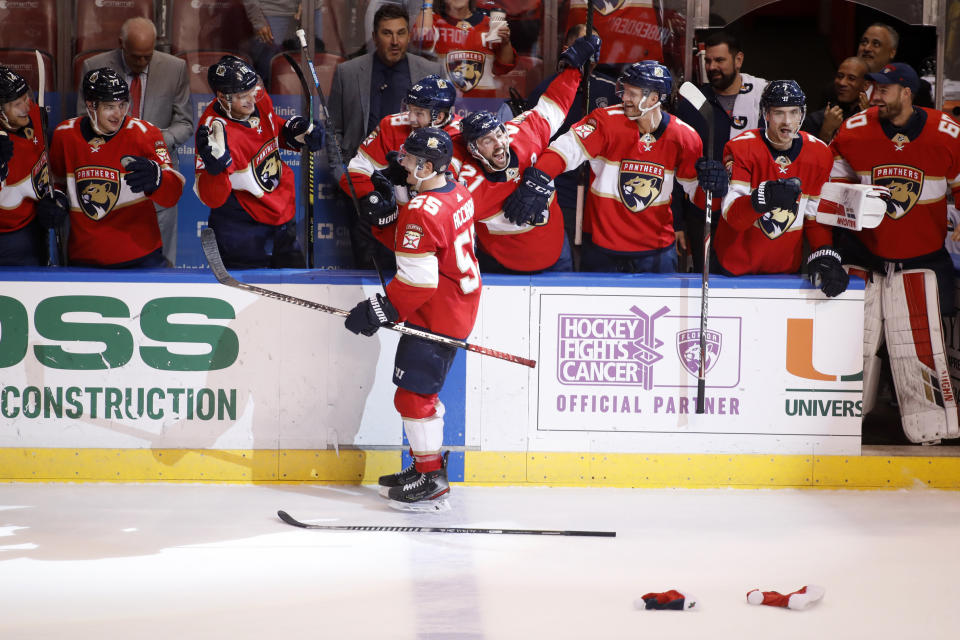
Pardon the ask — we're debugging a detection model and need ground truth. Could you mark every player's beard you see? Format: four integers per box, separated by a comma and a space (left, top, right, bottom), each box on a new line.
876, 97, 903, 121
709, 67, 737, 92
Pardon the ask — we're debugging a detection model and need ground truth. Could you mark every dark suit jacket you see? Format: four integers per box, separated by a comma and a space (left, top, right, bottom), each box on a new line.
328, 51, 442, 168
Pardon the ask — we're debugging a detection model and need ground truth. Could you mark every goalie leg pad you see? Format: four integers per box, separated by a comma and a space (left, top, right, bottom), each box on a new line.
883, 269, 959, 443
850, 266, 884, 416
395, 389, 445, 455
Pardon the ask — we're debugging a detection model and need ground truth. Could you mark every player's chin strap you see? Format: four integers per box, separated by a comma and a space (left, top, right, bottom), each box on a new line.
217, 89, 258, 122
411, 157, 439, 192
628, 100, 661, 122
85, 101, 127, 136
468, 130, 513, 173
761, 108, 806, 144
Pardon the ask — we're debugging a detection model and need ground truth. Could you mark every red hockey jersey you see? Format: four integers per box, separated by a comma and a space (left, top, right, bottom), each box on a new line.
536, 107, 702, 253
829, 106, 960, 260
194, 91, 297, 226
50, 115, 183, 265
417, 11, 514, 97
0, 102, 47, 233
454, 67, 581, 271
565, 0, 664, 65
716, 130, 834, 275
386, 180, 481, 340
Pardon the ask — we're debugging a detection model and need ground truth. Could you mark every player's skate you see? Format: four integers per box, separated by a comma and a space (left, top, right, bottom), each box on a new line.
378, 451, 448, 498
387, 467, 450, 512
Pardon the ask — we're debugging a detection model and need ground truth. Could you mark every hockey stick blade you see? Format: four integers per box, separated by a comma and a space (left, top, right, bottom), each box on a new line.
201, 229, 536, 367
277, 510, 615, 537
678, 81, 707, 112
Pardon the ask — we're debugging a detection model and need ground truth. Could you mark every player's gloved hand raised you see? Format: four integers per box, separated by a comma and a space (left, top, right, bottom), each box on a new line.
750, 177, 801, 214
282, 116, 325, 152
34, 189, 68, 228
359, 171, 399, 228
695, 157, 728, 198
196, 121, 232, 175
503, 166, 554, 226
807, 246, 849, 297
344, 293, 400, 337
121, 155, 163, 194
0, 132, 13, 183
558, 34, 602, 72
382, 150, 409, 186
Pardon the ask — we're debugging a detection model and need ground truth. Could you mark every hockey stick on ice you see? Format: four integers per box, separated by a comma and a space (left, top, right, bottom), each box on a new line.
294, 29, 388, 291
277, 510, 614, 536
678, 81, 715, 414
35, 50, 63, 266
201, 228, 536, 368
282, 52, 316, 268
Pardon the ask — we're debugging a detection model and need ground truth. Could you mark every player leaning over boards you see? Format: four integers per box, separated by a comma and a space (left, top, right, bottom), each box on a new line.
194, 55, 324, 269
344, 127, 480, 511
49, 68, 183, 267
503, 60, 704, 273
0, 65, 66, 265
830, 62, 960, 444
713, 80, 849, 297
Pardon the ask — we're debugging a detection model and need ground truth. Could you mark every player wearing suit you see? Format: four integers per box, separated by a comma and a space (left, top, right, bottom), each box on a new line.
345, 127, 480, 510
194, 56, 323, 269
829, 63, 960, 444
50, 68, 183, 268
0, 65, 66, 265
716, 81, 845, 297
506, 61, 702, 272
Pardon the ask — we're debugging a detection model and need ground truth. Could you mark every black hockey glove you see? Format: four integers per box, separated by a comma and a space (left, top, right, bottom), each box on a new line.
807, 246, 849, 297
750, 177, 801, 214
359, 171, 399, 228
382, 151, 409, 186
695, 157, 728, 198
282, 116, 325, 152
558, 34, 602, 72
0, 132, 13, 183
503, 167, 554, 226
121, 155, 163, 194
344, 293, 400, 337
34, 189, 68, 228
196, 122, 232, 176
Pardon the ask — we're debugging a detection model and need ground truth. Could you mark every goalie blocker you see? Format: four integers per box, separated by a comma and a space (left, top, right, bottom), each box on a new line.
816, 183, 890, 231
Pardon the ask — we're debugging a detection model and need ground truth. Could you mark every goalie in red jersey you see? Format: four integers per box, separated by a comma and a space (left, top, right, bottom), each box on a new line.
344, 127, 480, 511
713, 79, 849, 297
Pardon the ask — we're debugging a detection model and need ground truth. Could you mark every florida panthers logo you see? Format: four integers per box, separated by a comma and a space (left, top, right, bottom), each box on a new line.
589, 0, 627, 15
677, 328, 722, 376
618, 160, 664, 213
446, 51, 485, 93
757, 206, 797, 239
74, 166, 120, 220
252, 139, 283, 193
31, 152, 49, 199
873, 164, 923, 219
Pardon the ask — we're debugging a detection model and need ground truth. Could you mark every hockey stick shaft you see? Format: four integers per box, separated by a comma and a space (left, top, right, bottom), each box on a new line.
295, 29, 387, 292
201, 228, 536, 368
278, 511, 614, 536
282, 53, 316, 268
35, 50, 62, 267
573, 1, 595, 248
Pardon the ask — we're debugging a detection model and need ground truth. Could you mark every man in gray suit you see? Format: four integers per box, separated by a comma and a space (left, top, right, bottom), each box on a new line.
78, 17, 193, 267
328, 3, 441, 167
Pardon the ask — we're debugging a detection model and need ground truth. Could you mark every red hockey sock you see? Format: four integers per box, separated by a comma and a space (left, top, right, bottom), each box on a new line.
746, 585, 824, 610
414, 453, 443, 473
635, 589, 699, 611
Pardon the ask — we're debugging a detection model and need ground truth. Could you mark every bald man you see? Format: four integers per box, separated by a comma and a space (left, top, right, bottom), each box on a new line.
802, 56, 869, 142
78, 17, 193, 266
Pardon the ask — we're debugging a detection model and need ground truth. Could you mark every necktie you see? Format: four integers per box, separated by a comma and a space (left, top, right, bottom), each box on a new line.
130, 73, 142, 118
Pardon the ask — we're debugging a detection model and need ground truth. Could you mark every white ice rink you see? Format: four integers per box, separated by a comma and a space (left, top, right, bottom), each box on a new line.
1, 482, 959, 639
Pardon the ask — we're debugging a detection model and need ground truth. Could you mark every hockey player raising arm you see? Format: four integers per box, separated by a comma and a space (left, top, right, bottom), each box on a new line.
194, 55, 324, 269
49, 68, 183, 267
344, 127, 480, 511
0, 65, 65, 265
713, 80, 848, 297
829, 62, 960, 445
503, 60, 706, 273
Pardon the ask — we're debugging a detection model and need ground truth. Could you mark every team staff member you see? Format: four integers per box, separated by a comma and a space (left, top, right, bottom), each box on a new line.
0, 65, 66, 265
344, 127, 480, 511
716, 80, 848, 297
830, 62, 960, 445
505, 60, 704, 273
50, 68, 183, 268
194, 55, 323, 269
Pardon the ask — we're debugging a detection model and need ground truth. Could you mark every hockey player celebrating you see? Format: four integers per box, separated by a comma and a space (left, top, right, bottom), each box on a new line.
194, 55, 324, 269
829, 62, 960, 444
49, 68, 183, 267
503, 60, 703, 272
344, 127, 480, 510
713, 80, 848, 297
0, 65, 66, 265
454, 33, 601, 273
